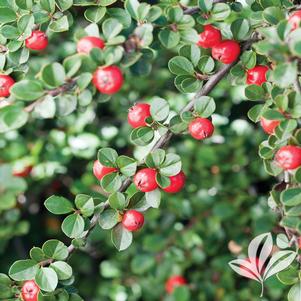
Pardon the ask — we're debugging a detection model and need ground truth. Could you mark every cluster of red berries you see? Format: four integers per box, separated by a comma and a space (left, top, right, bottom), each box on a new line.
197, 24, 240, 64
76, 35, 123, 95
21, 280, 40, 301
93, 158, 186, 231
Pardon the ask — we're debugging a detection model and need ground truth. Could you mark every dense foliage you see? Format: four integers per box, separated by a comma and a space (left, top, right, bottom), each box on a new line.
0, 0, 301, 300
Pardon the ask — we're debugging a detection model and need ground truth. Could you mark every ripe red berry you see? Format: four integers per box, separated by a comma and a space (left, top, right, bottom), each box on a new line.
246, 65, 269, 86
288, 10, 301, 31
188, 118, 214, 140
122, 210, 144, 232
0, 74, 15, 97
92, 66, 124, 95
211, 40, 241, 64
21, 280, 40, 301
93, 160, 118, 180
260, 117, 280, 135
197, 25, 222, 48
13, 165, 33, 178
165, 275, 187, 294
128, 103, 151, 128
133, 168, 158, 192
77, 36, 105, 54
163, 171, 186, 193
275, 145, 301, 170
25, 30, 48, 51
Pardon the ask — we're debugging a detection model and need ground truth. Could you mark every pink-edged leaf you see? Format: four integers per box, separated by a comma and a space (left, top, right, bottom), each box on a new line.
229, 259, 261, 282
248, 232, 273, 275
263, 250, 297, 280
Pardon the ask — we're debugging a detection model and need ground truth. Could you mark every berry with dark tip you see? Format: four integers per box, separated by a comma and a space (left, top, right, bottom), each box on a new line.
122, 210, 144, 232
133, 168, 158, 192
188, 118, 214, 140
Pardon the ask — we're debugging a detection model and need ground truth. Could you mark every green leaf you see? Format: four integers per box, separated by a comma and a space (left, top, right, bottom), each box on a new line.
281, 188, 301, 206
0, 104, 28, 133
194, 96, 216, 117
56, 0, 73, 11
49, 15, 69, 32
179, 44, 201, 67
169, 115, 187, 134
44, 195, 74, 215
263, 7, 285, 25
11, 80, 44, 101
111, 223, 133, 251
102, 18, 123, 40
99, 209, 119, 230
288, 282, 301, 301
125, 0, 139, 20
9, 260, 39, 281
145, 189, 161, 208
16, 0, 33, 10
0, 8, 17, 24
61, 214, 85, 238
198, 0, 213, 12
272, 62, 297, 88
75, 194, 94, 217
168, 56, 195, 76
159, 29, 180, 49
130, 126, 154, 146
116, 156, 137, 177
50, 261, 72, 280
109, 192, 128, 210
35, 267, 58, 292
211, 3, 230, 21
245, 84, 265, 101
42, 239, 69, 260
30, 247, 46, 262
159, 153, 181, 177
84, 7, 106, 23
41, 63, 66, 88
150, 98, 169, 122
198, 55, 215, 73
231, 18, 249, 40
146, 149, 166, 168
101, 172, 122, 193
34, 95, 56, 119
181, 77, 202, 93
97, 147, 118, 167
40, 0, 55, 13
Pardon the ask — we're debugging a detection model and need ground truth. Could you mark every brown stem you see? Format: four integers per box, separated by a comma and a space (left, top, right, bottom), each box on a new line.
24, 79, 77, 113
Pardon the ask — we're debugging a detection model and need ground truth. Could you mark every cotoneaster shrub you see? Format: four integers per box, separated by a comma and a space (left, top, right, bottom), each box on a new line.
0, 0, 300, 301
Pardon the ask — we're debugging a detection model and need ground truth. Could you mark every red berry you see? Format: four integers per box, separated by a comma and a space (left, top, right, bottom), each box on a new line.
25, 30, 48, 51
188, 118, 214, 140
77, 36, 105, 54
93, 160, 118, 180
21, 280, 40, 301
122, 210, 144, 232
298, 237, 301, 249
165, 275, 187, 294
163, 171, 186, 193
246, 65, 269, 86
128, 103, 151, 128
92, 66, 124, 95
197, 25, 222, 48
13, 165, 33, 178
260, 117, 280, 135
0, 75, 15, 97
133, 168, 158, 192
288, 10, 301, 31
211, 40, 241, 64
275, 145, 301, 170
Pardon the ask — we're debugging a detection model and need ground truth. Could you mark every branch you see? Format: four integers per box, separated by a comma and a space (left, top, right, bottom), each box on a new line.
24, 79, 77, 113
64, 37, 257, 258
